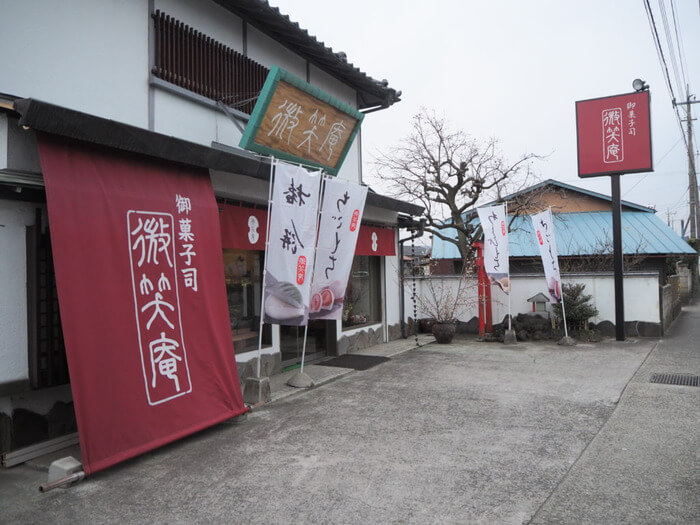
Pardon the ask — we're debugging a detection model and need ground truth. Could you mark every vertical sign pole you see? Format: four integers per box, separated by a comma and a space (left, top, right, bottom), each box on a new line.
256, 158, 276, 378
611, 174, 625, 341
297, 173, 326, 378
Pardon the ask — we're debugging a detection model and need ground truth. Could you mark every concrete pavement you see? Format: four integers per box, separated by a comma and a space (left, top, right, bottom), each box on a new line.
0, 308, 697, 523
530, 301, 700, 524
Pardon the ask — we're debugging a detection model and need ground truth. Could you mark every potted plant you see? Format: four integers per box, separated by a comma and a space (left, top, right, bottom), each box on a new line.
415, 273, 474, 344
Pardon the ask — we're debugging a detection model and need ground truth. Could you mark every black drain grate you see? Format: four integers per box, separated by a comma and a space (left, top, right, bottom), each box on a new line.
650, 373, 699, 387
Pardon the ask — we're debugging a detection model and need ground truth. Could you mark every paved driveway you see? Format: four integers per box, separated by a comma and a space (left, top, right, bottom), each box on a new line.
1, 338, 655, 523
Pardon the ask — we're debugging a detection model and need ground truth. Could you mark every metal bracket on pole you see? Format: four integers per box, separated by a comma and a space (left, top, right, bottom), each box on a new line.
216, 100, 247, 135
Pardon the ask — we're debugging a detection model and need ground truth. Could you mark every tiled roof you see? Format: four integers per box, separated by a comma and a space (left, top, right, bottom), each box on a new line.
215, 0, 401, 109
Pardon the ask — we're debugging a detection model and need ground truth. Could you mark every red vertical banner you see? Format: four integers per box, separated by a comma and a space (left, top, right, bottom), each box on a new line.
37, 135, 246, 475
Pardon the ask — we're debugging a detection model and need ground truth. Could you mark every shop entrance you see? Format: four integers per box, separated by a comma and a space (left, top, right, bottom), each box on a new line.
280, 320, 335, 368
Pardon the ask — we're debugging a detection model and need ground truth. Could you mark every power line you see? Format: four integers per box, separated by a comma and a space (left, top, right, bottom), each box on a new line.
622, 136, 683, 196
643, 0, 689, 151
670, 0, 689, 94
658, 0, 684, 99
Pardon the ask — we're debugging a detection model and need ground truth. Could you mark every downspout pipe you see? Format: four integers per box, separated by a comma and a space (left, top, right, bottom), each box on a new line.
398, 217, 426, 339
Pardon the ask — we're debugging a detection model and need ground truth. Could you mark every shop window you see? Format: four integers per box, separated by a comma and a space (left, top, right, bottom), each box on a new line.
151, 10, 269, 115
342, 256, 382, 330
223, 249, 271, 352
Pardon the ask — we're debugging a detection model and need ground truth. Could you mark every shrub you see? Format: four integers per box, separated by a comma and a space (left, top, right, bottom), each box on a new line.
552, 283, 599, 331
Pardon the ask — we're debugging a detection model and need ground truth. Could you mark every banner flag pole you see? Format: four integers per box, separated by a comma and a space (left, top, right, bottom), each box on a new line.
299, 325, 309, 374
505, 200, 512, 332
288, 172, 327, 388
560, 291, 570, 338
256, 157, 276, 378
549, 206, 569, 339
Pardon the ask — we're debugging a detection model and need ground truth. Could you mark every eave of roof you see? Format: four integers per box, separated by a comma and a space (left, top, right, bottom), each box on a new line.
213, 0, 400, 110
10, 98, 422, 216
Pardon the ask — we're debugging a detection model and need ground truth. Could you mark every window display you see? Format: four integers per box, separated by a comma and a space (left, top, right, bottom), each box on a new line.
342, 256, 382, 329
223, 249, 271, 352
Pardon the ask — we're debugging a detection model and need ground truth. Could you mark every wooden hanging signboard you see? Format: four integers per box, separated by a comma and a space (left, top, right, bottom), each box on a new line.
239, 66, 364, 175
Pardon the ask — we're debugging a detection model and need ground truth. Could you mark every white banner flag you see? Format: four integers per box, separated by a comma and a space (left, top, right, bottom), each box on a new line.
476, 204, 510, 293
531, 209, 562, 303
310, 179, 368, 320
263, 162, 322, 326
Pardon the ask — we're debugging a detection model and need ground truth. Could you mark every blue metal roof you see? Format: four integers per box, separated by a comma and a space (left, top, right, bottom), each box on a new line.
432, 211, 697, 259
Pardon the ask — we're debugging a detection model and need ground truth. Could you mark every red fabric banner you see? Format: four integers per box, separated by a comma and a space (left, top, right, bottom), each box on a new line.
355, 225, 396, 256
219, 203, 267, 250
37, 135, 246, 475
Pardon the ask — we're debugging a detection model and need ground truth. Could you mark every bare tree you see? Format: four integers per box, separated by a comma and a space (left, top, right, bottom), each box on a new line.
375, 110, 541, 263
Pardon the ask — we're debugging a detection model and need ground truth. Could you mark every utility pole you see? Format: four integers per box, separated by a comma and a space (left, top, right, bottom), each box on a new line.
674, 88, 699, 238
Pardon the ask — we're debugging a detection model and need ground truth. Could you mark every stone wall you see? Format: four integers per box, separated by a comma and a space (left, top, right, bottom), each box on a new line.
337, 326, 384, 355
677, 265, 692, 304
0, 401, 77, 454
660, 282, 680, 334
236, 353, 282, 386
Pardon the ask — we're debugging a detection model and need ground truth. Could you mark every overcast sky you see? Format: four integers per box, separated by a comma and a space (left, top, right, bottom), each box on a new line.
271, 0, 699, 234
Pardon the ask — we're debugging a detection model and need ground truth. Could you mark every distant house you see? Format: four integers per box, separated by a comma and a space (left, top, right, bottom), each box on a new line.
426, 179, 696, 335
431, 179, 696, 282
402, 244, 431, 276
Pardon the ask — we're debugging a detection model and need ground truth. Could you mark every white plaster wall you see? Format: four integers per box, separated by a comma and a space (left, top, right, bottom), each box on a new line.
336, 136, 362, 183
384, 251, 402, 330
0, 0, 149, 127
490, 274, 661, 324
411, 273, 661, 325
153, 89, 242, 147
411, 276, 479, 322
309, 66, 356, 106
247, 26, 306, 79
309, 65, 361, 183
0, 200, 37, 385
154, 0, 244, 51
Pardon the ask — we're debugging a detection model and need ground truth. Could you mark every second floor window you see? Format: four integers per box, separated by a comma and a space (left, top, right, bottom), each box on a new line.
151, 10, 269, 115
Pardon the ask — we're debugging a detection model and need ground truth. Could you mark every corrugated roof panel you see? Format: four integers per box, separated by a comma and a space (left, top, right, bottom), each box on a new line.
432, 211, 697, 258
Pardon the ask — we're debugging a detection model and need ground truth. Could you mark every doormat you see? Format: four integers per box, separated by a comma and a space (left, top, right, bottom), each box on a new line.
317, 354, 390, 371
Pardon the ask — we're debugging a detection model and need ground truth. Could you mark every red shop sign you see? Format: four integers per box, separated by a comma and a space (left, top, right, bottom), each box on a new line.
355, 225, 396, 256
575, 90, 652, 178
219, 203, 267, 250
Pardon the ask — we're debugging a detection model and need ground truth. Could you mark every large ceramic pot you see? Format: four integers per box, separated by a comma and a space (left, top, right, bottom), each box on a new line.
432, 322, 456, 344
